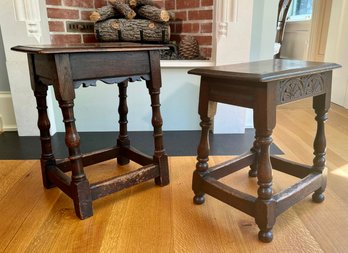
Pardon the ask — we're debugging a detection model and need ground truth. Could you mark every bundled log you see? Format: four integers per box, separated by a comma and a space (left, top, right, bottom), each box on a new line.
168, 11, 175, 21
95, 18, 170, 42
109, 0, 137, 8
127, 0, 137, 8
137, 5, 169, 22
110, 0, 157, 7
91, 0, 174, 22
92, 0, 173, 43
110, 2, 136, 19
136, 0, 156, 7
89, 5, 122, 22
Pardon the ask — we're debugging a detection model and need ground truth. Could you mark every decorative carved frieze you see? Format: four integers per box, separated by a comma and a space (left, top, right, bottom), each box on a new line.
279, 73, 327, 103
38, 75, 151, 89
73, 75, 151, 89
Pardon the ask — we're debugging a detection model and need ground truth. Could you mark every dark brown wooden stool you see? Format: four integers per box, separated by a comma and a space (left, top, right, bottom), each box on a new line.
189, 59, 340, 242
12, 43, 169, 219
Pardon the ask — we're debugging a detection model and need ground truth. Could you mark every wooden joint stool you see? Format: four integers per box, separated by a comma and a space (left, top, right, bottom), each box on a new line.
12, 43, 170, 219
189, 59, 340, 242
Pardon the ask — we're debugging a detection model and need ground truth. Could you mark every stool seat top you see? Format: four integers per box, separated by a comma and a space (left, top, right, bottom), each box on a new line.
11, 42, 168, 54
189, 59, 340, 82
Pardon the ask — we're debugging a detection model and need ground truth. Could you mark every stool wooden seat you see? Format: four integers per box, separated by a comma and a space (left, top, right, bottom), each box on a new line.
189, 59, 340, 242
12, 43, 170, 220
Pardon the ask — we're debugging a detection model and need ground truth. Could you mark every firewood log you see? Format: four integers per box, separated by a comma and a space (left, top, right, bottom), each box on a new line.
110, 2, 136, 19
136, 0, 156, 7
168, 11, 175, 21
89, 5, 122, 22
95, 18, 170, 42
109, 0, 137, 8
128, 0, 137, 9
137, 5, 169, 22
128, 0, 137, 8
108, 0, 125, 4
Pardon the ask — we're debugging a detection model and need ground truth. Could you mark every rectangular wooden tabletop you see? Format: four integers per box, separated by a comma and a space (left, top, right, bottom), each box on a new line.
188, 59, 341, 82
11, 42, 168, 54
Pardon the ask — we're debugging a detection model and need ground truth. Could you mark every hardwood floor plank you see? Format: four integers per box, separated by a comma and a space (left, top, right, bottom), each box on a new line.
0, 161, 59, 252
0, 160, 37, 201
99, 161, 173, 252
4, 189, 61, 253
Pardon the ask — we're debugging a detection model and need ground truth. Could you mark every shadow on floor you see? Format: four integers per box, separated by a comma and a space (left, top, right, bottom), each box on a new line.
0, 129, 282, 160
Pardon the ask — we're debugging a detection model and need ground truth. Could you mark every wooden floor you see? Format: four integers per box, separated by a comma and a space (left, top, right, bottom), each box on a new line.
1, 99, 348, 252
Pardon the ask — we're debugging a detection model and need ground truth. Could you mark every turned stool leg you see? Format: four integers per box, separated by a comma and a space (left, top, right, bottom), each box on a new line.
312, 94, 329, 203
33, 82, 56, 189
59, 100, 93, 219
193, 115, 211, 205
248, 136, 259, 177
117, 81, 130, 165
146, 81, 169, 186
253, 98, 276, 243
254, 131, 276, 243
147, 51, 169, 186
192, 79, 216, 204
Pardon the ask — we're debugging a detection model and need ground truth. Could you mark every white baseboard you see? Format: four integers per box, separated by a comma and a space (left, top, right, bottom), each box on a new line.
0, 91, 17, 132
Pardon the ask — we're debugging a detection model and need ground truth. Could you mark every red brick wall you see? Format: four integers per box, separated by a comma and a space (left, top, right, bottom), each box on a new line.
46, 0, 213, 58
154, 0, 213, 58
46, 0, 106, 44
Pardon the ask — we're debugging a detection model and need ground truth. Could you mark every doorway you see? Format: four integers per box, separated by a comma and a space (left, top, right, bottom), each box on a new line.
280, 0, 332, 61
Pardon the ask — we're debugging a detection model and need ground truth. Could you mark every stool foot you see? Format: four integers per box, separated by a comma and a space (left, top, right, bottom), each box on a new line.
248, 169, 257, 177
154, 175, 169, 186
71, 180, 93, 220
117, 156, 130, 166
193, 194, 205, 205
154, 155, 170, 186
312, 191, 325, 203
258, 230, 273, 243
42, 162, 57, 189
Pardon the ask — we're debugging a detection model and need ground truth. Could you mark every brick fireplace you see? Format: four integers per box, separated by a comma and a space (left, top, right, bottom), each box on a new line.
46, 0, 213, 59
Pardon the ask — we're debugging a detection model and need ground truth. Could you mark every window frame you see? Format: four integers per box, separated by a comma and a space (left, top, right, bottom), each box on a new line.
287, 0, 313, 22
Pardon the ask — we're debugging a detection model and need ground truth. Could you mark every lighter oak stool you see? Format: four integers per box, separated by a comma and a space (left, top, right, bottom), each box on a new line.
189, 59, 340, 242
12, 43, 170, 219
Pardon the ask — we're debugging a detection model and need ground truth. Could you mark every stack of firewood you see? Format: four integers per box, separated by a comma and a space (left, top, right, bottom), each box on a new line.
90, 0, 174, 43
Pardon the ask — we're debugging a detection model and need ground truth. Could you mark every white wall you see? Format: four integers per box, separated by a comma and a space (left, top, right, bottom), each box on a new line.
0, 25, 16, 131
325, 1, 348, 108
0, 26, 10, 91
52, 68, 201, 132
245, 0, 278, 129
250, 0, 278, 61
1, 0, 56, 135
213, 0, 255, 133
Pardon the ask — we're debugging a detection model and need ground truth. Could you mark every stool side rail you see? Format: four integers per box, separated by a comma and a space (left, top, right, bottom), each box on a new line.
90, 164, 159, 200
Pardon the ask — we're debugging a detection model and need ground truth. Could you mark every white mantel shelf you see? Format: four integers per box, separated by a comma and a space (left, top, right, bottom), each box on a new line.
160, 60, 215, 68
